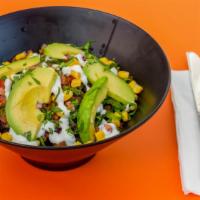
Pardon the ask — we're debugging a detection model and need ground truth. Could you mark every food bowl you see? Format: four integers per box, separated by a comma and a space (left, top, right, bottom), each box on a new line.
0, 6, 170, 170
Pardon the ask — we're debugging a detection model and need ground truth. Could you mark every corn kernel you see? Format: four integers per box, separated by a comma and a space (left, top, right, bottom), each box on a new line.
74, 141, 82, 145
2, 61, 10, 65
118, 71, 129, 79
14, 51, 27, 61
129, 80, 143, 94
133, 84, 143, 94
64, 91, 73, 101
129, 80, 137, 90
112, 119, 121, 128
1, 132, 12, 141
122, 111, 129, 122
70, 58, 79, 66
71, 79, 81, 87
71, 71, 81, 79
114, 112, 121, 120
56, 112, 64, 117
95, 131, 105, 141
99, 57, 114, 65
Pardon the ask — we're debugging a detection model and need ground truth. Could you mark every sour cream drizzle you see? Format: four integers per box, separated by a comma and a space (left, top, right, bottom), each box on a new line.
75, 54, 87, 66
62, 65, 90, 90
99, 120, 119, 139
37, 76, 75, 146
110, 67, 118, 75
37, 121, 55, 137
51, 76, 69, 116
9, 128, 39, 146
4, 78, 12, 99
97, 104, 106, 115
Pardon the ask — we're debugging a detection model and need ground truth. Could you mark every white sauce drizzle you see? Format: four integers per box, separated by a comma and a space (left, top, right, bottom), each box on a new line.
9, 128, 39, 146
37, 121, 55, 137
41, 62, 48, 68
49, 117, 75, 146
30, 53, 40, 57
62, 65, 90, 90
4, 78, 12, 99
110, 67, 118, 75
99, 120, 119, 139
97, 104, 106, 115
51, 76, 69, 116
75, 54, 87, 66
37, 76, 75, 146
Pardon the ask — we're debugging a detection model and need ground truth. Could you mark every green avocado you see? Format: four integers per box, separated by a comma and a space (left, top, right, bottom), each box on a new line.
6, 67, 57, 140
78, 77, 108, 143
44, 43, 84, 59
0, 56, 40, 79
84, 63, 136, 104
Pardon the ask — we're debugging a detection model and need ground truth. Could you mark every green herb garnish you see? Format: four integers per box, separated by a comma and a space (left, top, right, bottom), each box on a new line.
24, 131, 32, 141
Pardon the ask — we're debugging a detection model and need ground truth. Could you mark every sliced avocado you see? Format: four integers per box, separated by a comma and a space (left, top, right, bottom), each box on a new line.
78, 77, 108, 143
6, 67, 57, 140
44, 43, 84, 59
84, 63, 136, 104
0, 56, 40, 79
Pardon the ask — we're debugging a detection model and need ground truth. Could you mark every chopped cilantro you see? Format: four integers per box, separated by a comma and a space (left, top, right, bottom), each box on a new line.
24, 131, 32, 141
39, 137, 46, 146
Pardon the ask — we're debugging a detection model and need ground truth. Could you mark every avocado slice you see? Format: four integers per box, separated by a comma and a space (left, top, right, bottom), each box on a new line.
6, 67, 57, 140
0, 56, 40, 78
44, 43, 84, 59
78, 77, 108, 143
84, 63, 136, 104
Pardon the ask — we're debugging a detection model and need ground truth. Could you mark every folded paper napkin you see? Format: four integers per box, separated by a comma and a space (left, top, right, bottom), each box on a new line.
171, 52, 200, 195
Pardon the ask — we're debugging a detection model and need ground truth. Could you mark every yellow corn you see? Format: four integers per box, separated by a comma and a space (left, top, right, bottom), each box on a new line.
1, 132, 12, 141
129, 80, 143, 94
70, 58, 80, 66
71, 78, 81, 87
74, 141, 82, 145
71, 71, 81, 79
95, 131, 105, 141
133, 84, 143, 94
118, 71, 129, 79
64, 91, 73, 101
122, 111, 129, 122
99, 57, 114, 65
112, 119, 121, 128
56, 112, 64, 117
129, 80, 137, 90
2, 61, 10, 65
14, 51, 27, 61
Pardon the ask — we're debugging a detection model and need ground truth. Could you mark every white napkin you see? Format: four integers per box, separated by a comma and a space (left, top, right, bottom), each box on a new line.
171, 70, 200, 195
186, 52, 200, 113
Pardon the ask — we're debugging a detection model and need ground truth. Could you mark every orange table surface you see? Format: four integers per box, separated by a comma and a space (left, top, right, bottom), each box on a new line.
0, 1, 200, 200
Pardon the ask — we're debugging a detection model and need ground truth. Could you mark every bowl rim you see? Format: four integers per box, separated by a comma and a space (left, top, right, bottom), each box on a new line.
0, 6, 171, 150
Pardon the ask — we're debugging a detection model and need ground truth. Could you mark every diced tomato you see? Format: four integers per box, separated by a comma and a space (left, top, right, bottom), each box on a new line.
0, 96, 6, 106
0, 80, 4, 88
0, 87, 5, 96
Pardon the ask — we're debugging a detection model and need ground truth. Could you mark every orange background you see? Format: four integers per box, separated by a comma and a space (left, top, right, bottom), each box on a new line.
0, 0, 199, 200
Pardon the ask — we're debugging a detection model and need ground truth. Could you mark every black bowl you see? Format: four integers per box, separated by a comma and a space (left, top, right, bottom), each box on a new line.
0, 6, 170, 170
